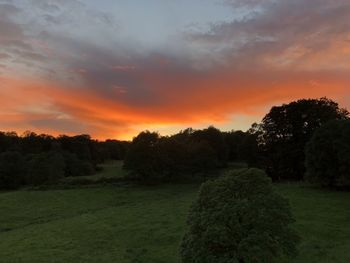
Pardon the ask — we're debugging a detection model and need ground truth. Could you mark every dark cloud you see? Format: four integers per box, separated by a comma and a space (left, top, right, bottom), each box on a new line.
0, 19, 23, 42
0, 0, 349, 138
223, 0, 273, 9
29, 118, 88, 134
30, 1, 61, 13
0, 2, 21, 17
27, 0, 118, 29
0, 53, 11, 59
189, 0, 350, 70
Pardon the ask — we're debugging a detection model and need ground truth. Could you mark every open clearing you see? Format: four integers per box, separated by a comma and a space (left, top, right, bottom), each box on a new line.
0, 168, 349, 262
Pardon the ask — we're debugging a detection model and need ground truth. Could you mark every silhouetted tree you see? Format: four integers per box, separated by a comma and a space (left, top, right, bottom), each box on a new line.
20, 131, 54, 154
58, 135, 93, 162
259, 98, 349, 181
224, 130, 260, 166
305, 120, 350, 189
224, 130, 246, 161
0, 132, 20, 153
187, 140, 217, 173
123, 127, 231, 182
124, 131, 162, 182
105, 139, 129, 160
192, 126, 229, 166
157, 137, 189, 179
26, 152, 65, 185
0, 131, 129, 188
0, 151, 26, 189
63, 152, 94, 177
181, 169, 299, 263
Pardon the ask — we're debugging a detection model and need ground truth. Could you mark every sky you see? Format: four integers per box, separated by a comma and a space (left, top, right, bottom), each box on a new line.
1, 0, 350, 140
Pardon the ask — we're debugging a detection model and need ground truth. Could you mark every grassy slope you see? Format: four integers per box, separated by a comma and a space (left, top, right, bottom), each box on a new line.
0, 168, 349, 262
62, 161, 128, 184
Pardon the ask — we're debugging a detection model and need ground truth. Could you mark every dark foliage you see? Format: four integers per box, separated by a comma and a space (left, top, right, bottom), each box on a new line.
0, 131, 130, 189
26, 152, 66, 185
1, 97, 349, 188
305, 120, 350, 189
180, 168, 300, 263
224, 130, 260, 167
0, 151, 26, 189
123, 127, 230, 182
63, 152, 95, 177
258, 98, 349, 181
124, 131, 162, 182
191, 126, 229, 166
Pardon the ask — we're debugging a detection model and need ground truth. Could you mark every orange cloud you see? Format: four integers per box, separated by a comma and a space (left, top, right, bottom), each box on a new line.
0, 68, 349, 140
2, 0, 350, 140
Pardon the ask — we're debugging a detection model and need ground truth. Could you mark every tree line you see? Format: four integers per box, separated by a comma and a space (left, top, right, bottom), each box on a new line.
124, 97, 350, 188
123, 127, 258, 182
0, 132, 129, 189
1, 97, 349, 190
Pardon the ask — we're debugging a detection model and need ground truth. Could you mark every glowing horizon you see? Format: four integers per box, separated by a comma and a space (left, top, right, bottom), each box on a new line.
1, 0, 350, 140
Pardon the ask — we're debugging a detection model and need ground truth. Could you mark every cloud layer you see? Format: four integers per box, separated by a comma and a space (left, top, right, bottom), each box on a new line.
1, 0, 349, 139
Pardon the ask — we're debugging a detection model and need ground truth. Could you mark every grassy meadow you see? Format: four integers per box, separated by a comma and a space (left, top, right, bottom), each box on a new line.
0, 163, 349, 262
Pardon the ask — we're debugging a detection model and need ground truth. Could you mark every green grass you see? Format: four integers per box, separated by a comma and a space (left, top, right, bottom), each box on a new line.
62, 161, 128, 184
276, 183, 350, 263
0, 184, 197, 263
0, 174, 349, 262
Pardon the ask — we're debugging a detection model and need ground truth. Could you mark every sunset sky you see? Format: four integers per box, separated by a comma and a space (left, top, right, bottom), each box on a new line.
1, 0, 350, 140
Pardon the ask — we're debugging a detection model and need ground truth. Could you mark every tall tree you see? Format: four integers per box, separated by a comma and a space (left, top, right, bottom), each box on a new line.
0, 151, 26, 189
305, 120, 350, 189
259, 98, 349, 180
123, 131, 161, 181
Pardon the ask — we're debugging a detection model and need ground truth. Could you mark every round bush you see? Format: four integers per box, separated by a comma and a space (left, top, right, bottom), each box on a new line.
305, 120, 350, 188
180, 168, 299, 263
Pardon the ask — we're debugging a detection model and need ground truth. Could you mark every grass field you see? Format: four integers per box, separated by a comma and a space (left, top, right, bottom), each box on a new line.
62, 161, 128, 184
0, 166, 349, 262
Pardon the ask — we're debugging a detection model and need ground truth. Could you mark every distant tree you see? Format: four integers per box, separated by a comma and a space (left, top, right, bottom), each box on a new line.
104, 140, 130, 160
123, 131, 162, 181
0, 132, 20, 153
124, 127, 231, 182
20, 131, 54, 154
157, 137, 189, 179
187, 140, 217, 173
63, 152, 95, 177
181, 169, 299, 263
58, 134, 93, 162
0, 131, 122, 186
259, 98, 349, 181
191, 126, 229, 166
224, 130, 260, 167
224, 130, 246, 161
305, 120, 350, 189
26, 152, 65, 185
0, 151, 26, 189
241, 132, 260, 167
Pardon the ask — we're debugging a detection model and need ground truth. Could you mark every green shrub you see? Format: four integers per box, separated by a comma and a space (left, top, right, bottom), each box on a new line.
180, 168, 299, 263
305, 120, 350, 188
